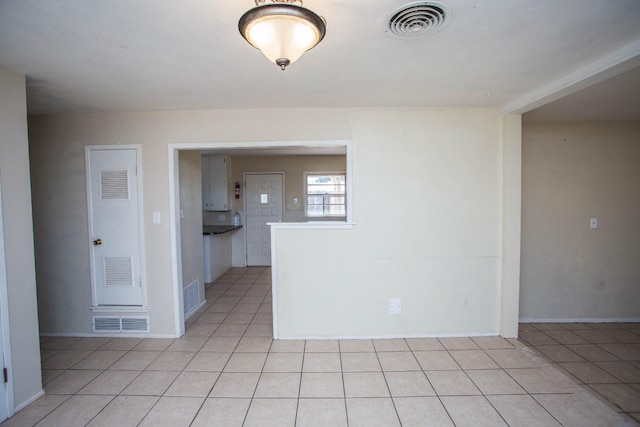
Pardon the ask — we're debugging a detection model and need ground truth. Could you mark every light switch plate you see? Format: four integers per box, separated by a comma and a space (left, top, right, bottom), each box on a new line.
590, 218, 598, 229
389, 298, 402, 315
153, 212, 161, 224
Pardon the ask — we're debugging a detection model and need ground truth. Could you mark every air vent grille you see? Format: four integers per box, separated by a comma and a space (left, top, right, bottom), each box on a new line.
122, 317, 149, 332
184, 280, 201, 319
93, 317, 121, 332
93, 316, 149, 333
386, 2, 450, 39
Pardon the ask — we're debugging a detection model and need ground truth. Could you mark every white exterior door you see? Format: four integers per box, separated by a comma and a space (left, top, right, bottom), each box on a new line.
87, 147, 144, 307
245, 173, 283, 266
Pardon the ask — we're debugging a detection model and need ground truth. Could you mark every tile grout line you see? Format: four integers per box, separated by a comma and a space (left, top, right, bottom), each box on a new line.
483, 344, 575, 426
524, 324, 640, 419
185, 268, 258, 426
423, 338, 457, 426
442, 338, 512, 426
294, 339, 308, 426
338, 339, 350, 427
376, 338, 408, 425
138, 272, 250, 425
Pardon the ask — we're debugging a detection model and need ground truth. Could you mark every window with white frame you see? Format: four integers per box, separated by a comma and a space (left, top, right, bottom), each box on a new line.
304, 172, 346, 217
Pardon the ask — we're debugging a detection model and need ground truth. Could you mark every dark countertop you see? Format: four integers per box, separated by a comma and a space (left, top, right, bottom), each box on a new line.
203, 225, 243, 235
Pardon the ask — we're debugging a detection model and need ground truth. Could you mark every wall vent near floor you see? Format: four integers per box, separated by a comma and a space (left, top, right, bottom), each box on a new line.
93, 316, 149, 333
184, 279, 200, 319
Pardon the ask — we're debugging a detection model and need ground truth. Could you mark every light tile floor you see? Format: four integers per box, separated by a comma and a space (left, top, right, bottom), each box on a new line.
3, 266, 639, 426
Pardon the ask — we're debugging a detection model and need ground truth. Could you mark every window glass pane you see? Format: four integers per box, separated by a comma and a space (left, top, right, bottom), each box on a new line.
307, 184, 345, 195
307, 205, 324, 215
306, 175, 345, 185
327, 205, 345, 215
305, 173, 346, 217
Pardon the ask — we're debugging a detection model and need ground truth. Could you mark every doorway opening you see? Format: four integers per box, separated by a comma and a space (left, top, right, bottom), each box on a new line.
168, 140, 351, 336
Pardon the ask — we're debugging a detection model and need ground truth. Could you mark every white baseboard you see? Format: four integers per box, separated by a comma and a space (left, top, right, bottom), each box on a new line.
14, 389, 44, 413
519, 317, 640, 323
39, 332, 179, 338
184, 300, 207, 321
277, 332, 499, 340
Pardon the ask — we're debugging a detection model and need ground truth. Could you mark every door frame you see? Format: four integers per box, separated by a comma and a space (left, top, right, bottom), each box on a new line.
85, 145, 147, 309
168, 140, 352, 337
0, 178, 14, 419
243, 172, 285, 266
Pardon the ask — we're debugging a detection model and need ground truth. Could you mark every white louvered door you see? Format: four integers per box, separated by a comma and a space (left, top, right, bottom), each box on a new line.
87, 147, 143, 306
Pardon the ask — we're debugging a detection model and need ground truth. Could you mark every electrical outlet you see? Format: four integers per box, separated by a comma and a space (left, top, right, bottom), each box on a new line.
389, 298, 402, 315
596, 279, 605, 289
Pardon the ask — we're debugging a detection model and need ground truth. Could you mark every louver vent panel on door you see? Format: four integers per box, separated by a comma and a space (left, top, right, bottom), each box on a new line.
104, 257, 133, 286
100, 169, 129, 200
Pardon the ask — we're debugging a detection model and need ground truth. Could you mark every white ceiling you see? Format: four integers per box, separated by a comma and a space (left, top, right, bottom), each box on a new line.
0, 0, 639, 119
524, 65, 640, 122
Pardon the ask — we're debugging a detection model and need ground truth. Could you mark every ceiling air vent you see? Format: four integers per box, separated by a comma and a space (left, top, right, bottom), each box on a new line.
385, 1, 450, 39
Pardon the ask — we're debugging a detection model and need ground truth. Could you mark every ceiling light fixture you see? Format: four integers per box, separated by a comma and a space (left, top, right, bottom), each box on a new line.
238, 0, 326, 70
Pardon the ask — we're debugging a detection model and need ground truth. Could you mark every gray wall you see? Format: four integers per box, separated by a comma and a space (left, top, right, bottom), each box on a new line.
0, 66, 43, 411
521, 121, 640, 320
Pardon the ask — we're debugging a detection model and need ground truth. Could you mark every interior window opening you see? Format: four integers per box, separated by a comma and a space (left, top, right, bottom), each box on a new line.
304, 172, 346, 218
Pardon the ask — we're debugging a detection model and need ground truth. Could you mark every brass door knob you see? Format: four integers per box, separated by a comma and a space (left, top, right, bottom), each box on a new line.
93, 239, 103, 246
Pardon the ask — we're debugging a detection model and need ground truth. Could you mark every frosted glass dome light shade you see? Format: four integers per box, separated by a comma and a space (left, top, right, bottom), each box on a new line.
239, 3, 326, 70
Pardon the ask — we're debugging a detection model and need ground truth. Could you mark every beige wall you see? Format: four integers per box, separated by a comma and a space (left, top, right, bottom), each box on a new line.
500, 115, 522, 337
0, 66, 43, 411
28, 108, 351, 335
274, 108, 505, 337
521, 121, 640, 321
179, 151, 203, 302
28, 107, 518, 337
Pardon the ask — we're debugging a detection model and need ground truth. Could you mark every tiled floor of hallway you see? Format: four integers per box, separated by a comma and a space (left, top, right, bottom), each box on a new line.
2, 266, 639, 426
